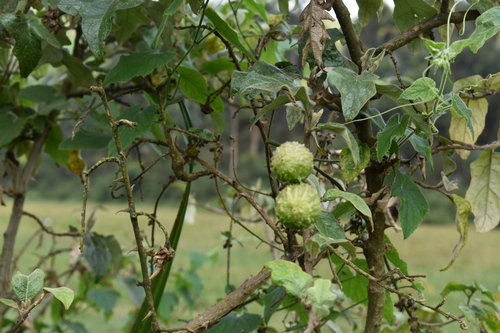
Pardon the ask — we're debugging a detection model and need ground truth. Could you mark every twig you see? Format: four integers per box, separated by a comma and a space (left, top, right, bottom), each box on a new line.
328, 246, 468, 329
22, 211, 80, 237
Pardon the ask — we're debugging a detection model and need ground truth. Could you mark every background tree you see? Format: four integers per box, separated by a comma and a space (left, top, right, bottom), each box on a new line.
1, 0, 500, 332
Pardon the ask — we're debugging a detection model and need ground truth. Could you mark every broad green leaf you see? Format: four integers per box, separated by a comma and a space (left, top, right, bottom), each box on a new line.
250, 95, 290, 126
0, 13, 42, 77
304, 279, 337, 318
441, 282, 469, 297
231, 61, 306, 100
360, 108, 386, 130
356, 0, 383, 26
321, 189, 373, 228
391, 171, 430, 239
18, 85, 58, 103
340, 143, 370, 184
244, 0, 267, 22
45, 125, 69, 167
376, 83, 434, 139
263, 286, 286, 324
331, 256, 368, 304
178, 66, 210, 104
87, 289, 120, 313
286, 105, 303, 130
376, 114, 410, 161
465, 150, 500, 232
305, 239, 321, 260
315, 122, 360, 165
43, 287, 74, 310
58, 0, 145, 59
104, 52, 176, 86
468, 0, 495, 13
449, 98, 487, 159
200, 58, 235, 75
400, 77, 438, 101
84, 234, 111, 281
440, 195, 471, 271
450, 7, 500, 56
60, 131, 113, 150
206, 311, 261, 333
483, 308, 500, 331
0, 298, 19, 310
393, 0, 437, 53
108, 105, 157, 156
0, 112, 26, 146
459, 303, 482, 332
383, 291, 396, 324
264, 260, 313, 298
61, 53, 97, 88
384, 235, 408, 275
408, 130, 433, 171
204, 7, 257, 62
315, 211, 346, 240
328, 67, 378, 121
114, 6, 150, 45
451, 95, 474, 138
105, 235, 122, 273
12, 269, 45, 302
150, 0, 183, 50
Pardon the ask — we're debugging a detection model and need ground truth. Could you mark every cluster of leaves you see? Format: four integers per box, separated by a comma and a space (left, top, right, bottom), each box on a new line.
1, 0, 500, 332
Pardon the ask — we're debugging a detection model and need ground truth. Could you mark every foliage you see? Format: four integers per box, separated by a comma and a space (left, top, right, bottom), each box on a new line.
1, 0, 500, 333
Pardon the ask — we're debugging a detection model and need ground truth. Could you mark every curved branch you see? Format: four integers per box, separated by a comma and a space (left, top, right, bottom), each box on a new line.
375, 10, 480, 55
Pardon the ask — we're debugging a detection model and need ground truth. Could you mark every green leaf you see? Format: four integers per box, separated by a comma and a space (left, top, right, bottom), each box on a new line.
408, 130, 433, 171
356, 0, 383, 26
104, 52, 176, 86
450, 7, 500, 56
105, 235, 122, 273
451, 95, 474, 138
304, 279, 337, 318
0, 13, 42, 77
58, 0, 145, 59
60, 131, 113, 150
178, 66, 209, 103
376, 114, 410, 161
263, 286, 285, 324
200, 58, 235, 75
383, 291, 396, 325
315, 122, 360, 165
18, 85, 58, 103
459, 303, 482, 332
391, 171, 430, 239
328, 67, 378, 121
206, 311, 261, 333
0, 112, 26, 146
384, 235, 408, 275
468, 0, 495, 13
108, 105, 157, 156
465, 150, 500, 232
250, 95, 290, 126
150, 0, 183, 50
393, 0, 437, 53
231, 61, 305, 100
340, 143, 370, 184
400, 77, 438, 101
0, 298, 19, 310
264, 260, 313, 298
61, 52, 97, 88
12, 269, 45, 302
331, 256, 368, 304
315, 211, 346, 240
450, 97, 487, 159
204, 7, 257, 62
440, 195, 471, 271
305, 239, 321, 260
441, 282, 469, 297
45, 125, 69, 167
84, 234, 111, 281
87, 289, 120, 313
321, 189, 373, 228
43, 287, 74, 310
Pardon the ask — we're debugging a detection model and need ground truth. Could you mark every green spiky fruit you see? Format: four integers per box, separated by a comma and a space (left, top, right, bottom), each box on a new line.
275, 183, 322, 230
271, 141, 314, 183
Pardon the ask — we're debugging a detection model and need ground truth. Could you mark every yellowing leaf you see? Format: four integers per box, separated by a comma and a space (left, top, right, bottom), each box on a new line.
449, 97, 487, 159
465, 150, 500, 232
440, 195, 471, 271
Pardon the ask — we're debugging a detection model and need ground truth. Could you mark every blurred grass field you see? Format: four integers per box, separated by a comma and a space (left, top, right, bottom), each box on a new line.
1, 199, 499, 332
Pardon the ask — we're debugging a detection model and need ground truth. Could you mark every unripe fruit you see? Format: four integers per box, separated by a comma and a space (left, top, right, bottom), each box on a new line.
275, 183, 322, 230
271, 141, 314, 183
